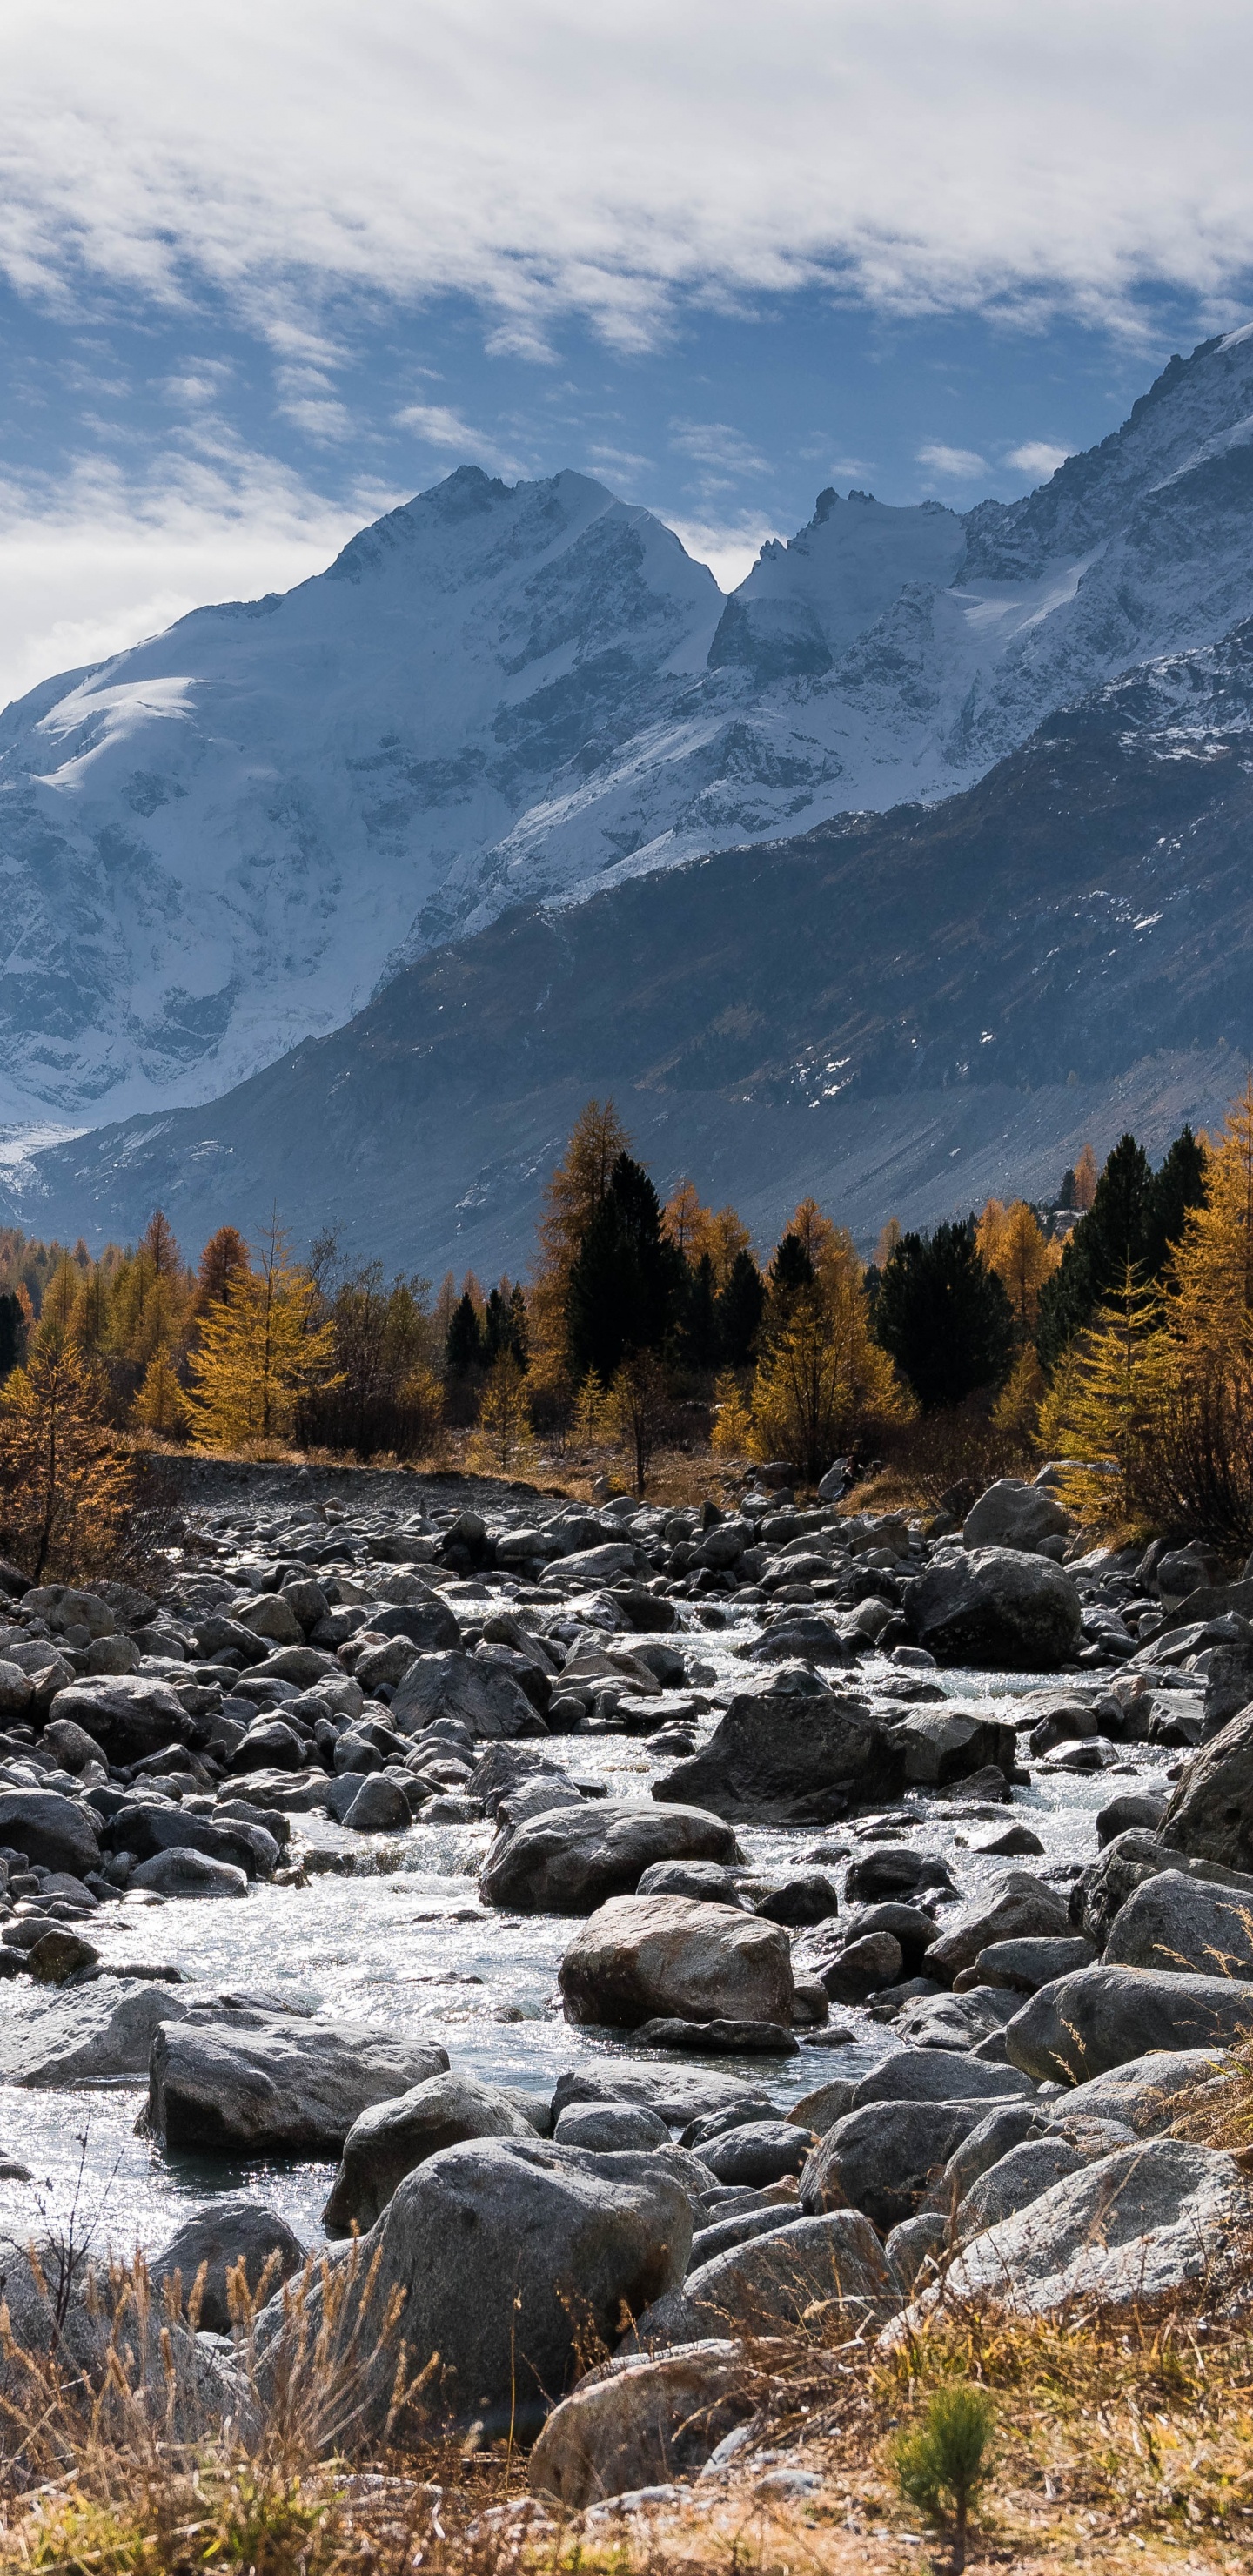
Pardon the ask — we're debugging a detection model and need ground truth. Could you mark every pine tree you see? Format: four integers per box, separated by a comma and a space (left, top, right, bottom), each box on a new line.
875, 1219, 1015, 1409
446, 1291, 484, 1375
133, 1352, 188, 1439
1035, 1134, 1155, 1372
197, 1224, 251, 1310
716, 1249, 766, 1365
1166, 1082, 1253, 1364
1074, 1142, 1099, 1209
680, 1251, 721, 1370
566, 1151, 686, 1382
530, 1099, 630, 1388
1042, 1265, 1169, 1526
751, 1271, 906, 1479
1144, 1123, 1208, 1281
977, 1197, 1060, 1332
0, 1291, 26, 1380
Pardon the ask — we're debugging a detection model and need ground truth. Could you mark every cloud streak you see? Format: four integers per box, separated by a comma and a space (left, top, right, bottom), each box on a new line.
3, 0, 1253, 360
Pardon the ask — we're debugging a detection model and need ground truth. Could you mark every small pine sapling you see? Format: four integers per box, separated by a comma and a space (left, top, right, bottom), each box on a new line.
893, 2382, 995, 2573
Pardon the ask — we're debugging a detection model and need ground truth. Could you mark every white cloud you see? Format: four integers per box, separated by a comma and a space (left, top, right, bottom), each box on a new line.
1005, 438, 1071, 480
916, 441, 988, 480
0, 452, 390, 710
670, 421, 770, 476
665, 512, 781, 592
3, 2, 1252, 353
393, 402, 519, 474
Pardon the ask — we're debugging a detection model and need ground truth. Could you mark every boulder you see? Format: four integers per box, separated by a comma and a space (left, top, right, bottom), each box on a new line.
800, 2100, 995, 2231
131, 1848, 249, 1899
559, 1895, 793, 2033
836, 1902, 939, 1975
925, 1875, 1073, 1983
529, 2338, 761, 2505
42, 1716, 106, 1774
343, 1775, 412, 1832
47, 1677, 190, 1765
924, 2103, 1054, 2210
1068, 1829, 1171, 1947
630, 2211, 898, 2349
0, 1789, 99, 1879
851, 2048, 1036, 2107
553, 2064, 777, 2131
1096, 1788, 1169, 1846
28, 1929, 99, 1982
636, 1860, 745, 1905
151, 2197, 305, 2331
367, 1598, 461, 1652
23, 1585, 115, 1639
1160, 1706, 1253, 1869
552, 2102, 671, 2154
842, 1847, 956, 1902
481, 1801, 739, 1914
909, 2139, 1253, 2318
699, 2123, 812, 2186
884, 2214, 948, 2294
148, 2022, 451, 2154
901, 1548, 1082, 1669
1103, 1869, 1253, 1979
325, 2071, 536, 2235
956, 2138, 1091, 2237
1005, 1963, 1253, 2083
754, 1872, 839, 1927
886, 1707, 1016, 1788
634, 2018, 800, 2056
102, 1800, 278, 1882
543, 1543, 640, 1587
968, 1935, 1096, 1992
821, 1932, 904, 2003
0, 1982, 191, 2086
1048, 2048, 1228, 2137
0, 1663, 33, 1720
471, 1741, 575, 1815
389, 1652, 541, 1741
652, 1689, 903, 1825
962, 1479, 1069, 1553
262, 2136, 692, 2440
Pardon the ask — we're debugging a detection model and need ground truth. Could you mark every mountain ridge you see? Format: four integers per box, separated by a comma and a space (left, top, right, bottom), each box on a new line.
5, 331, 1253, 1136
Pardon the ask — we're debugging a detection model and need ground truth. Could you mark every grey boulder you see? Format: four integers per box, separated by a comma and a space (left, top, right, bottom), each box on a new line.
131, 1848, 249, 1899
0, 1789, 98, 1879
901, 1548, 1082, 1669
630, 2211, 898, 2348
481, 1800, 739, 1914
148, 2021, 451, 2154
559, 1895, 794, 2030
47, 1677, 189, 1765
552, 2101, 671, 2153
968, 1935, 1097, 1992
908, 2138, 1253, 2318
1006, 1962, 1253, 2083
325, 2070, 536, 2235
529, 2338, 761, 2505
887, 1707, 1016, 1787
1048, 2047, 1230, 2137
926, 1874, 1073, 1983
0, 1982, 191, 2086
1104, 1869, 1253, 1978
263, 2136, 692, 2439
962, 1479, 1069, 1553
389, 1651, 541, 1741
653, 1689, 903, 1825
151, 2197, 305, 2331
1160, 1705, 1253, 1869
800, 2099, 995, 2231
955, 2138, 1091, 2237
851, 2048, 1036, 2107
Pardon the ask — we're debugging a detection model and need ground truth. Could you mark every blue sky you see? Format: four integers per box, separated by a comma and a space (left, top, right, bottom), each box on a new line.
2, 0, 1252, 706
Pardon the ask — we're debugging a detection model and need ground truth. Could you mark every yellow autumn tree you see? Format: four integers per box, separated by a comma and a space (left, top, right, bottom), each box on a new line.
0, 1339, 134, 1580
1074, 1143, 1099, 1210
184, 1222, 339, 1452
466, 1350, 537, 1477
1042, 1266, 1169, 1526
750, 1266, 908, 1482
529, 1098, 631, 1393
991, 1345, 1047, 1446
976, 1197, 1061, 1331
662, 1183, 751, 1287
711, 1368, 754, 1458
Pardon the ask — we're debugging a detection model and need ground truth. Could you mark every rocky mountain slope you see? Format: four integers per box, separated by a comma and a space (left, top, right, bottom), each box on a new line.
13, 618, 1253, 1271
4, 331, 1253, 1133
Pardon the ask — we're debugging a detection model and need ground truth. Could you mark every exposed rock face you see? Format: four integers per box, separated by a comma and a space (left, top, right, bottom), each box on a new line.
1160, 1706, 1253, 1869
480, 1800, 739, 1913
147, 2023, 451, 2154
261, 2136, 694, 2441
1005, 1963, 1253, 2083
558, 1895, 794, 2030
901, 1549, 1082, 1668
653, 1690, 904, 1824
323, 2073, 536, 2236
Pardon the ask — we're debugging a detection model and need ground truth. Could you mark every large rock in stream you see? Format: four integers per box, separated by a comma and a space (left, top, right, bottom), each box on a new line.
653, 1689, 904, 1825
258, 2136, 692, 2441
0, 1789, 99, 1878
47, 1677, 191, 1764
390, 1652, 541, 1740
147, 2021, 451, 2154
480, 1799, 739, 1912
1160, 1705, 1253, 1870
324, 2072, 537, 2236
901, 1547, 1082, 1668
1005, 1962, 1253, 2083
559, 1894, 794, 2029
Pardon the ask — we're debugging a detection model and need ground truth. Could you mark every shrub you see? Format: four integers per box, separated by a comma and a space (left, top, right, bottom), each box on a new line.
894, 2382, 995, 2572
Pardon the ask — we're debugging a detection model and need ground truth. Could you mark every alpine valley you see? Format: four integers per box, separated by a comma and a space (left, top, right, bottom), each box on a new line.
5, 327, 1253, 1259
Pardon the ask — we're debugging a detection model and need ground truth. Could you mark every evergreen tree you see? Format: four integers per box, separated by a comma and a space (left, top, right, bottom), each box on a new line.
482, 1279, 528, 1368
766, 1231, 815, 1329
716, 1249, 766, 1365
1056, 1166, 1077, 1211
680, 1251, 721, 1370
466, 1351, 536, 1478
875, 1218, 1016, 1409
566, 1151, 686, 1382
1144, 1124, 1208, 1281
446, 1291, 484, 1375
197, 1225, 251, 1309
0, 1291, 25, 1380
1035, 1133, 1155, 1372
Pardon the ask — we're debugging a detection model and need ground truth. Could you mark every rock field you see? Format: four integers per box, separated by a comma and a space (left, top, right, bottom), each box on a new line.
0, 1459, 1251, 2495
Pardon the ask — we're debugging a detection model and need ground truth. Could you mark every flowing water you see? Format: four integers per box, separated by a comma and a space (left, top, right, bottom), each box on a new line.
0, 1610, 1172, 2266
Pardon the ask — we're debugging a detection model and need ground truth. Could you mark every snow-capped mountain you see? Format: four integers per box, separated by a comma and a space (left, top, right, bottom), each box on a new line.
5, 325, 1253, 1132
